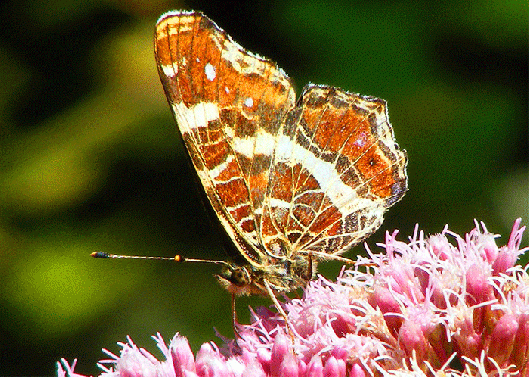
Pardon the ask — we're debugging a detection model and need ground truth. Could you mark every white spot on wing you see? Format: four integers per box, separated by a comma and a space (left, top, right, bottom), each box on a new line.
161, 64, 177, 77
232, 132, 275, 157
354, 134, 366, 148
268, 198, 291, 208
205, 63, 216, 81
244, 97, 253, 108
209, 155, 234, 179
172, 102, 220, 132
224, 127, 234, 139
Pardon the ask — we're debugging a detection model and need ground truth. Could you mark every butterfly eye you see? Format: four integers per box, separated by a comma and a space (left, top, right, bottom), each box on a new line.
234, 268, 250, 285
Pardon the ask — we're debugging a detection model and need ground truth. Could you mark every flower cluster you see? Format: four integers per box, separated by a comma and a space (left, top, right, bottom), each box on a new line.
58, 220, 528, 376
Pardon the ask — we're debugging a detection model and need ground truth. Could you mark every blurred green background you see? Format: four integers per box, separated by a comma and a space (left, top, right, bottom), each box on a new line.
0, 0, 527, 375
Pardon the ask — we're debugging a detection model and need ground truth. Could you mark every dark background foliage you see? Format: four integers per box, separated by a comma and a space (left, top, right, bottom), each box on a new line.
0, 0, 527, 375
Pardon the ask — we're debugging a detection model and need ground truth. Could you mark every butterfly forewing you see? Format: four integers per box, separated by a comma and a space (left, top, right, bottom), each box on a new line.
155, 11, 296, 264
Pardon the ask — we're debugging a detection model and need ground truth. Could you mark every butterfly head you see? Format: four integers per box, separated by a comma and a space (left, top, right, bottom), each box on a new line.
216, 263, 265, 296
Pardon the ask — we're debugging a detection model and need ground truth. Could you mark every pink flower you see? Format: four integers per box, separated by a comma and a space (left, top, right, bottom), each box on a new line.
58, 219, 529, 376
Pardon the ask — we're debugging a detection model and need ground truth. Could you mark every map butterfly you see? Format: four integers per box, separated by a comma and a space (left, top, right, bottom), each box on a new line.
95, 10, 407, 325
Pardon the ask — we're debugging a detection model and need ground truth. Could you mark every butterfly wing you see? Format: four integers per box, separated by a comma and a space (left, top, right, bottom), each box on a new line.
155, 11, 296, 263
260, 85, 407, 259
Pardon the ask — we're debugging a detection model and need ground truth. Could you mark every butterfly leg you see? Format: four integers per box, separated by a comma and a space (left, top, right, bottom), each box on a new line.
231, 293, 243, 338
263, 279, 294, 339
307, 251, 314, 280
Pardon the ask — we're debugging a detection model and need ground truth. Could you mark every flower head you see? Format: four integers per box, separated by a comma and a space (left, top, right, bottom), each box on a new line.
59, 219, 529, 376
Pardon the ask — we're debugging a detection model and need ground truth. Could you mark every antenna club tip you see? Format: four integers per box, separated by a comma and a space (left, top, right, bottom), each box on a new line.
92, 251, 109, 258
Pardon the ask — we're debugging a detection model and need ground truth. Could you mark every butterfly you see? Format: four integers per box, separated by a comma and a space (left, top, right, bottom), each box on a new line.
94, 10, 407, 328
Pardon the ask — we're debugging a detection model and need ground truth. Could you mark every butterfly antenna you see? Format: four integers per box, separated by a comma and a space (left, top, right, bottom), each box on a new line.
91, 252, 230, 266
